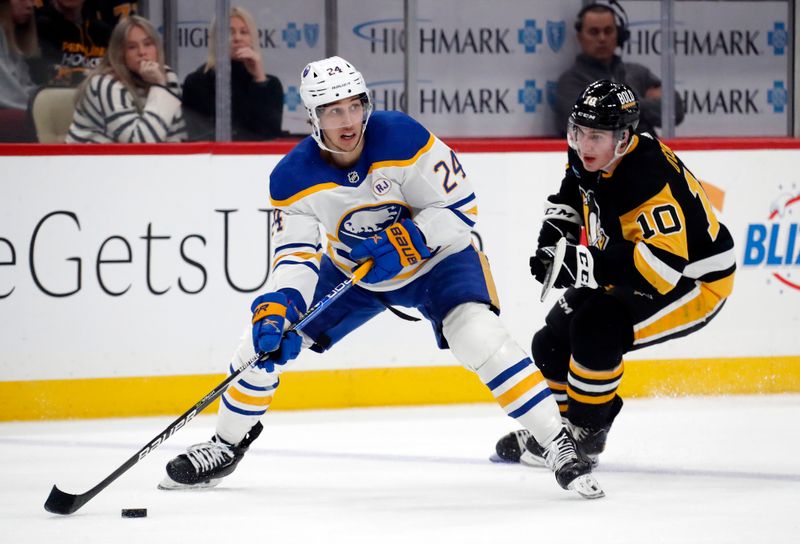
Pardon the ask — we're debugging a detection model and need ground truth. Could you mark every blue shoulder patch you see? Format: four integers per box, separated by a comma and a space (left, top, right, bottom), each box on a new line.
365, 111, 431, 165
269, 137, 331, 204
269, 112, 432, 204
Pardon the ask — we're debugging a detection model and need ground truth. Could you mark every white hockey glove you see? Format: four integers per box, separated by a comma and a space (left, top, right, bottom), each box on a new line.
535, 239, 598, 290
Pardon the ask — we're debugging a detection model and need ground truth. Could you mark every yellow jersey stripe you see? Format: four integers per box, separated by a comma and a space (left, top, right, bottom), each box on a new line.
477, 249, 500, 309
368, 133, 435, 172
634, 274, 734, 345
273, 251, 322, 265
634, 242, 682, 295
270, 182, 339, 207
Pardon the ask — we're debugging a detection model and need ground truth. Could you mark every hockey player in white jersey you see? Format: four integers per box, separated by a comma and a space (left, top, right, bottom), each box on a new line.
159, 56, 603, 499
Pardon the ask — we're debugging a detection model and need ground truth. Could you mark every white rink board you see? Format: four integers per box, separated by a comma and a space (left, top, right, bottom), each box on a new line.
1, 146, 799, 382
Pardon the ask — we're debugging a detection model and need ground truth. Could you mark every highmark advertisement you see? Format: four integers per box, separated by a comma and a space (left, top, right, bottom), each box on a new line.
164, 0, 790, 138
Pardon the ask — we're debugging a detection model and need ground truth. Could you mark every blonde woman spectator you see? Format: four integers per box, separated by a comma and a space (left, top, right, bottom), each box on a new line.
182, 6, 283, 141
0, 0, 38, 141
67, 15, 185, 143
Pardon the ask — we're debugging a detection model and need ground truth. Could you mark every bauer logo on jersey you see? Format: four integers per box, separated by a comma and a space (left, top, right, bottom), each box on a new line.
372, 177, 392, 196
338, 202, 412, 248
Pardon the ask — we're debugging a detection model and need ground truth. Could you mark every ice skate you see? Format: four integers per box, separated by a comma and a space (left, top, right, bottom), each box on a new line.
570, 424, 610, 467
491, 429, 547, 467
158, 422, 263, 490
545, 428, 604, 499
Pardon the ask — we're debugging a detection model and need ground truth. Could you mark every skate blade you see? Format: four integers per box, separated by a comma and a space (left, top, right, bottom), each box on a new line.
567, 474, 605, 499
157, 475, 223, 491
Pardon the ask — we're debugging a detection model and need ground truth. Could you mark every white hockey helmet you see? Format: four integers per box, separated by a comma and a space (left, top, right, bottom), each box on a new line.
299, 56, 373, 153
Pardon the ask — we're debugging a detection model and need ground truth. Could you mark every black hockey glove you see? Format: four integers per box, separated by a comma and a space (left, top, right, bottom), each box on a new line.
532, 241, 598, 289
537, 196, 582, 250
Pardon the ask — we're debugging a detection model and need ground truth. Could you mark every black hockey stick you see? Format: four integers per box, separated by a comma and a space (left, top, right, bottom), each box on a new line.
44, 261, 373, 515
540, 237, 567, 302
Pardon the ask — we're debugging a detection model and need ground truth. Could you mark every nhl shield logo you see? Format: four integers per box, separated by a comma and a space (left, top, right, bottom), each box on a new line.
304, 24, 320, 48
546, 20, 565, 53
347, 171, 359, 184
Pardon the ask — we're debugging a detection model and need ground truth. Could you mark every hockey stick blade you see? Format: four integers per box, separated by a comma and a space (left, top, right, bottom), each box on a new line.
44, 261, 373, 515
539, 237, 567, 303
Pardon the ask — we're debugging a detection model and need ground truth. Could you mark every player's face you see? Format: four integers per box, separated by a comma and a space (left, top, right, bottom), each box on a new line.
317, 96, 367, 153
577, 10, 618, 64
569, 123, 617, 172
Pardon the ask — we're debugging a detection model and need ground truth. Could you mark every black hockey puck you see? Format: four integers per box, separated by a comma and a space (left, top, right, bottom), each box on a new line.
121, 508, 147, 518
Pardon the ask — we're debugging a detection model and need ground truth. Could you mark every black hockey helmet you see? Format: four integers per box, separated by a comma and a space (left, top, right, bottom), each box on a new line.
569, 80, 640, 133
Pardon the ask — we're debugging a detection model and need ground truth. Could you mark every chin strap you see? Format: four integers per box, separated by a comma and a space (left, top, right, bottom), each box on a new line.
599, 131, 636, 173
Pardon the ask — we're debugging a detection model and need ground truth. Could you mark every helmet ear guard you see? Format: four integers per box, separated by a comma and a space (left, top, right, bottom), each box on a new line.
299, 56, 373, 153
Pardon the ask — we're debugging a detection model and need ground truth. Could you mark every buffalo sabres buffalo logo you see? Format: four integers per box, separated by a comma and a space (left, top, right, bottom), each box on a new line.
337, 202, 411, 248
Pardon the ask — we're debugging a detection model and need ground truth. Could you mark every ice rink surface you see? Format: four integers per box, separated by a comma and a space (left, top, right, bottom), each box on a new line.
2, 394, 799, 543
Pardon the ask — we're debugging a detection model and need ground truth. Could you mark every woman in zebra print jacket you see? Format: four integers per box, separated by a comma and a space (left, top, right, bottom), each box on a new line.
67, 15, 186, 143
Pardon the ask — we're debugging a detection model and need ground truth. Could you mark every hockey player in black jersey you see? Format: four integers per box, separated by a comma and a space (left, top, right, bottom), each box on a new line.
494, 80, 735, 467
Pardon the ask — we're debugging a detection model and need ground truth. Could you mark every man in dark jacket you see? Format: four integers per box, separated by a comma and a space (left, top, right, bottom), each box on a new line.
554, 1, 684, 136
33, 0, 111, 86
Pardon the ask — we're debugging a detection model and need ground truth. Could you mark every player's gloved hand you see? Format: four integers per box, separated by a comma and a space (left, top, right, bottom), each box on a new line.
537, 196, 582, 249
350, 218, 431, 284
532, 242, 599, 289
530, 248, 554, 284
251, 292, 302, 371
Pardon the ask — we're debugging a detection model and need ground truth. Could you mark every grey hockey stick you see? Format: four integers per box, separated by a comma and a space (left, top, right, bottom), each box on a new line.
44, 261, 373, 515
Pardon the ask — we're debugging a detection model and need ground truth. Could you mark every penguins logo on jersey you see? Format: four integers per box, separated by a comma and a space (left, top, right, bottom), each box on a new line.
581, 188, 609, 249
338, 202, 412, 247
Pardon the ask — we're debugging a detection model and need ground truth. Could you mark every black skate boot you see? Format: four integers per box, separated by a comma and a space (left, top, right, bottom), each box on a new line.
491, 429, 547, 467
570, 425, 609, 467
570, 395, 623, 466
158, 422, 263, 490
544, 428, 604, 499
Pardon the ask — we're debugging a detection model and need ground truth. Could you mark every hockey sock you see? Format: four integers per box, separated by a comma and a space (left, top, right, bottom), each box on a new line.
566, 357, 624, 428
476, 342, 563, 447
216, 363, 279, 445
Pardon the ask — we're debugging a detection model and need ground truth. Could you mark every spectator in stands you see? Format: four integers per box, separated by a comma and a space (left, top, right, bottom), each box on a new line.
66, 14, 185, 143
554, 0, 684, 136
85, 0, 137, 26
181, 6, 283, 141
33, 0, 111, 86
0, 0, 38, 141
